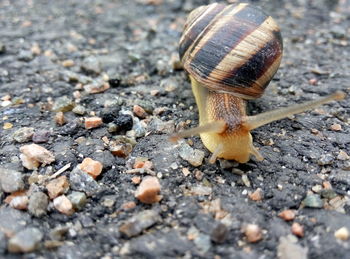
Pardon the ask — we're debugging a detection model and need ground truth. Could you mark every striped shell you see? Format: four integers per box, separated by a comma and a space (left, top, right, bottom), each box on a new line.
179, 3, 283, 99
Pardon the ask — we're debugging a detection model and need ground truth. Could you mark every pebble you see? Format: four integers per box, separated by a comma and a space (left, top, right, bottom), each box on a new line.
278, 210, 296, 221
53, 195, 74, 215
62, 59, 75, 67
302, 194, 323, 208
12, 127, 34, 143
194, 233, 211, 253
0, 168, 24, 193
69, 167, 100, 196
119, 210, 161, 237
3, 122, 13, 129
178, 143, 205, 167
210, 222, 229, 243
72, 105, 86, 115
291, 222, 304, 237
0, 207, 30, 236
149, 117, 175, 134
32, 130, 50, 143
249, 188, 263, 201
60, 120, 80, 135
334, 227, 349, 241
84, 117, 103, 129
52, 96, 75, 112
330, 123, 342, 131
18, 50, 34, 62
67, 191, 87, 210
133, 105, 147, 119
243, 224, 263, 243
337, 150, 349, 161
135, 176, 162, 204
100, 107, 120, 123
114, 114, 133, 131
46, 175, 69, 199
6, 192, 29, 210
28, 192, 49, 217
318, 154, 334, 165
84, 81, 110, 94
190, 185, 212, 196
81, 56, 101, 74
320, 189, 337, 199
54, 112, 66, 125
109, 142, 133, 158
20, 144, 55, 169
277, 235, 307, 259
78, 157, 103, 179
8, 227, 43, 253
0, 42, 6, 54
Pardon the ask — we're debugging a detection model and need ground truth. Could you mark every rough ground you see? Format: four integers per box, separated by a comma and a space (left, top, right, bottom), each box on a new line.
0, 0, 350, 258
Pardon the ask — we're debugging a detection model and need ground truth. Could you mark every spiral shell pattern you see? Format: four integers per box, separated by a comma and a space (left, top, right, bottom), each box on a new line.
179, 3, 283, 99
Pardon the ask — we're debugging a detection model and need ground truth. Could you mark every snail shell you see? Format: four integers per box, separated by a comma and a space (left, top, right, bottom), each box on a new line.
179, 3, 283, 99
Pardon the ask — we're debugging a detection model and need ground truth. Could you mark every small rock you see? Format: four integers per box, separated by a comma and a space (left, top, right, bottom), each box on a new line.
330, 123, 342, 131
334, 227, 349, 241
52, 96, 75, 112
194, 233, 211, 253
337, 150, 349, 161
8, 227, 43, 253
277, 236, 308, 259
20, 144, 55, 169
60, 120, 80, 135
249, 188, 263, 201
84, 81, 110, 94
62, 59, 75, 67
291, 222, 304, 237
3, 122, 13, 129
133, 105, 147, 119
114, 114, 133, 131
46, 175, 69, 199
243, 224, 263, 243
28, 192, 49, 217
18, 50, 33, 62
119, 210, 161, 237
302, 194, 323, 208
178, 142, 205, 167
190, 185, 212, 196
67, 191, 87, 210
131, 176, 141, 184
55, 112, 66, 125
0, 168, 24, 193
7, 193, 29, 210
318, 154, 334, 166
109, 142, 133, 157
84, 117, 103, 129
81, 56, 101, 74
53, 195, 74, 215
32, 130, 50, 143
72, 105, 86, 115
0, 42, 6, 54
278, 210, 296, 221
12, 127, 34, 143
78, 158, 103, 179
135, 176, 162, 204
100, 107, 120, 123
0, 207, 30, 236
320, 189, 337, 199
69, 167, 100, 196
210, 222, 229, 243
121, 201, 137, 210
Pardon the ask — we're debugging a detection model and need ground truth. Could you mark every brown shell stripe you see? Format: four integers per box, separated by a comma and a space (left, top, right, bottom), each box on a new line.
180, 4, 236, 64
188, 4, 268, 80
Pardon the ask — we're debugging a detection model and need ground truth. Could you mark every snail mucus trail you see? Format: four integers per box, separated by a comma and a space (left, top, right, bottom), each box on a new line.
170, 3, 346, 163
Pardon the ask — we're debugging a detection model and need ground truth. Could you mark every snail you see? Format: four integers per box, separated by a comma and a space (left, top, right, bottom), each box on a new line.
171, 3, 345, 163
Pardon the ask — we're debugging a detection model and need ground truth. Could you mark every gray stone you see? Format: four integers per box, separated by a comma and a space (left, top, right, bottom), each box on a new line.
72, 105, 86, 115
0, 168, 24, 193
12, 127, 34, 143
81, 56, 101, 74
69, 167, 100, 196
277, 235, 307, 259
119, 210, 161, 237
178, 142, 205, 167
318, 154, 334, 165
67, 191, 87, 210
210, 222, 229, 243
8, 227, 43, 253
302, 194, 323, 208
28, 192, 49, 217
52, 96, 75, 112
32, 130, 50, 143
18, 50, 33, 62
194, 233, 211, 253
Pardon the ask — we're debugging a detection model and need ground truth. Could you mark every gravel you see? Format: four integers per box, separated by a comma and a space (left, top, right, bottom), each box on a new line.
0, 0, 349, 258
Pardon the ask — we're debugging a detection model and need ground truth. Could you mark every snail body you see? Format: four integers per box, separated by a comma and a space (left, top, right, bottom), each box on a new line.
173, 3, 345, 163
